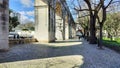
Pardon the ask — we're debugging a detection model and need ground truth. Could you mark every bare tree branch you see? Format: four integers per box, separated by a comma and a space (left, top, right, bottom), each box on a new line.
74, 8, 92, 11
84, 0, 93, 14
96, 14, 100, 24
105, 0, 113, 9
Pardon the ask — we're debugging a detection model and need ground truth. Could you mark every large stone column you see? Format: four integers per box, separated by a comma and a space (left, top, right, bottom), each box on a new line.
65, 16, 69, 40
72, 22, 76, 38
68, 16, 72, 39
34, 0, 55, 42
49, 5, 56, 42
0, 0, 9, 50
61, 7, 66, 40
55, 14, 64, 40
62, 16, 65, 40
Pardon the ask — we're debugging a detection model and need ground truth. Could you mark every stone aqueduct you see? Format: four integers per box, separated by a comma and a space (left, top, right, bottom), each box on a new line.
0, 0, 76, 50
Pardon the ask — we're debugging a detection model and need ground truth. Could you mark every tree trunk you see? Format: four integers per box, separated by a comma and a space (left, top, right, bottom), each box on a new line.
115, 30, 118, 38
98, 24, 103, 48
89, 15, 97, 44
107, 33, 113, 41
110, 35, 113, 41
83, 28, 86, 39
108, 33, 111, 38
86, 31, 89, 41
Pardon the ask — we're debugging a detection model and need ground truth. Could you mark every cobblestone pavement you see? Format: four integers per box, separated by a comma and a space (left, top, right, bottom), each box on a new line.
0, 39, 120, 68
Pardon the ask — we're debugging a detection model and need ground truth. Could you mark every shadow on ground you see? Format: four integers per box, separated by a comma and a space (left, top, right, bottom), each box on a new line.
0, 39, 86, 68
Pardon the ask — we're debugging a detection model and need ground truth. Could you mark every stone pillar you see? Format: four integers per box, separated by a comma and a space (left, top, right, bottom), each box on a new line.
61, 6, 66, 40
55, 2, 64, 40
65, 16, 69, 40
0, 0, 9, 50
62, 16, 65, 40
34, 0, 55, 42
55, 15, 63, 40
49, 4, 56, 42
72, 22, 76, 39
68, 16, 72, 39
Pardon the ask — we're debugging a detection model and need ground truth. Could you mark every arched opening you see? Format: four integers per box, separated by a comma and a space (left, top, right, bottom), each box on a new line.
0, 0, 76, 50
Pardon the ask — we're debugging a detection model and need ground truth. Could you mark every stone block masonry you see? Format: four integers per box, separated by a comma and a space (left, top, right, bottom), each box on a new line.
0, 0, 9, 51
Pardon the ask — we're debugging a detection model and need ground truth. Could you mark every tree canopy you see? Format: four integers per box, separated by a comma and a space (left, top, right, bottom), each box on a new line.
9, 9, 20, 31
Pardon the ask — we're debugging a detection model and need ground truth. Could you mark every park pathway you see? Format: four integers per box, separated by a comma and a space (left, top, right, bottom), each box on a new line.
0, 39, 120, 68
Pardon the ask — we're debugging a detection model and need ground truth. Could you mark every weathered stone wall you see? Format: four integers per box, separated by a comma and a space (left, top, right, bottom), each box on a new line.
0, 0, 9, 50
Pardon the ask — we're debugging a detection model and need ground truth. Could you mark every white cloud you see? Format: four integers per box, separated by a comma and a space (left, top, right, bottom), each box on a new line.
19, 11, 34, 24
29, 18, 34, 22
19, 11, 26, 15
19, 11, 34, 17
20, 0, 33, 7
26, 11, 34, 17
20, 15, 34, 24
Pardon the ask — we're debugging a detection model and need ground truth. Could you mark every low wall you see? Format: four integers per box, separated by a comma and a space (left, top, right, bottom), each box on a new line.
9, 38, 37, 47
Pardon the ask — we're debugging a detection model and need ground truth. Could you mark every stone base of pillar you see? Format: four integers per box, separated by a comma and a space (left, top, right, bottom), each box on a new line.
0, 49, 9, 52
0, 40, 9, 52
36, 40, 55, 43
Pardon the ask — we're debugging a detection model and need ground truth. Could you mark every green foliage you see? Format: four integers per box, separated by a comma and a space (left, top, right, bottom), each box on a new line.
103, 37, 120, 46
22, 29, 29, 31
104, 12, 120, 37
115, 38, 120, 43
103, 37, 120, 53
9, 9, 20, 31
103, 37, 111, 40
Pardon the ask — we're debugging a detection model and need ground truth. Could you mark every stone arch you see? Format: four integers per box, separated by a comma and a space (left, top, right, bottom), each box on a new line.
0, 0, 76, 50
34, 0, 69, 42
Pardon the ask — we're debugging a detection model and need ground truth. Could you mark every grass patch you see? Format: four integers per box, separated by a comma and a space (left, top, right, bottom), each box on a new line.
103, 37, 120, 46
103, 37, 120, 53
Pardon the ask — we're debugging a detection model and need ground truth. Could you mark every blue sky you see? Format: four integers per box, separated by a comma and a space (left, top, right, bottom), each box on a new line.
9, 0, 77, 23
9, 0, 120, 24
9, 0, 34, 24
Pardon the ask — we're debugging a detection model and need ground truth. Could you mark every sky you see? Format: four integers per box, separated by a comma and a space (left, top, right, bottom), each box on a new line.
9, 0, 34, 24
9, 0, 120, 24
9, 0, 77, 24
